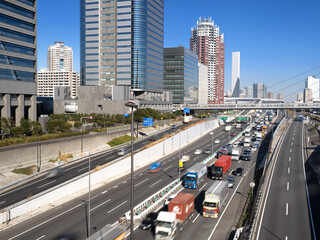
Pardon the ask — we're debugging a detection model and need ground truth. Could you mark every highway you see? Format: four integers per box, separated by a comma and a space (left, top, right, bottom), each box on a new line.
134, 111, 284, 240
0, 113, 251, 240
257, 119, 315, 240
0, 124, 183, 209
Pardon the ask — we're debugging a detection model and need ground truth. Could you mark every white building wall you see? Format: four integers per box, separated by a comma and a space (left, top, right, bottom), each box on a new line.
231, 52, 240, 97
198, 63, 208, 105
305, 76, 320, 100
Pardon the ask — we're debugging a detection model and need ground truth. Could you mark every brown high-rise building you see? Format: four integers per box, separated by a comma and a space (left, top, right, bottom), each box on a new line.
190, 17, 225, 104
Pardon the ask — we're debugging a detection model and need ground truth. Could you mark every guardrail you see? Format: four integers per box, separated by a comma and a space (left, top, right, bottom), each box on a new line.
124, 178, 183, 221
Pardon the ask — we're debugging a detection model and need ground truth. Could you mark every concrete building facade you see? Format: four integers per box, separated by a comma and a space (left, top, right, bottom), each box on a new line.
276, 93, 283, 101
231, 51, 240, 97
80, 0, 164, 93
253, 83, 266, 98
190, 17, 225, 104
267, 91, 274, 99
0, 0, 37, 125
296, 92, 303, 102
305, 76, 320, 100
47, 41, 72, 72
163, 47, 198, 104
198, 62, 208, 105
244, 86, 252, 98
304, 88, 312, 103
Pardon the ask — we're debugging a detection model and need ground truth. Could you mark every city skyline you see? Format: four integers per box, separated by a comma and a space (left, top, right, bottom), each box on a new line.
37, 0, 320, 102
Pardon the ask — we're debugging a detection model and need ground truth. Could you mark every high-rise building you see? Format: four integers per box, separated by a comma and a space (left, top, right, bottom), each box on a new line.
0, 0, 37, 125
198, 62, 208, 105
305, 76, 320, 100
267, 91, 274, 99
231, 52, 240, 97
253, 83, 266, 98
190, 17, 225, 104
304, 88, 312, 102
244, 86, 252, 98
47, 41, 73, 72
296, 93, 303, 102
276, 93, 283, 101
37, 42, 80, 98
80, 0, 164, 93
163, 47, 198, 104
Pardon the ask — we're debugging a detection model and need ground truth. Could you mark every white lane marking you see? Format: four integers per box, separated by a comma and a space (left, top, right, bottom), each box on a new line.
290, 149, 292, 153
38, 180, 56, 189
286, 203, 289, 215
289, 156, 291, 162
102, 190, 108, 194
0, 201, 6, 205
135, 178, 149, 187
107, 200, 127, 213
164, 165, 172, 171
192, 210, 203, 223
139, 173, 143, 176
113, 185, 118, 188
8, 203, 83, 240
285, 236, 288, 240
64, 161, 87, 172
0, 178, 46, 197
292, 137, 294, 140
288, 167, 290, 174
77, 166, 88, 172
287, 182, 290, 191
291, 142, 293, 146
149, 179, 162, 188
163, 161, 166, 164
91, 199, 111, 211
35, 235, 45, 240
198, 182, 207, 192
123, 181, 127, 184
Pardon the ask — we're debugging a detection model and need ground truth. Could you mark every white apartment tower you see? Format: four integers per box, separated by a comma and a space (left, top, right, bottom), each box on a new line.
305, 76, 320, 100
47, 41, 73, 72
190, 17, 225, 104
231, 52, 240, 97
37, 42, 79, 98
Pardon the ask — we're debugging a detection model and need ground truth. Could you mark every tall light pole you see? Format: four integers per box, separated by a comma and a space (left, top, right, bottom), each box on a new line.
125, 101, 136, 240
210, 131, 214, 153
179, 133, 181, 180
80, 116, 92, 157
88, 152, 91, 237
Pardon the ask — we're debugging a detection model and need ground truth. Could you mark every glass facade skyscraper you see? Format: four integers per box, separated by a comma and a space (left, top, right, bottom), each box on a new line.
0, 0, 37, 124
80, 0, 163, 92
164, 47, 198, 104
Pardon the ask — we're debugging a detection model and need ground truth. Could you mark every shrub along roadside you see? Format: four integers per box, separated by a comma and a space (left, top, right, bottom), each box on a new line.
107, 135, 133, 147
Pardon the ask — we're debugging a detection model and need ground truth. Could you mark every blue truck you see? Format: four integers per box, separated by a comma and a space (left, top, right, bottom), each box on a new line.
299, 115, 303, 121
184, 162, 207, 189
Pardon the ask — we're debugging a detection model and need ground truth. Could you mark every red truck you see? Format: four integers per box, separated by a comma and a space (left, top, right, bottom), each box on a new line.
210, 155, 231, 180
155, 193, 194, 239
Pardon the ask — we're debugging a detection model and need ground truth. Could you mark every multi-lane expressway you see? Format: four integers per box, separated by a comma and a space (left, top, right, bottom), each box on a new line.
0, 113, 253, 240
256, 118, 316, 240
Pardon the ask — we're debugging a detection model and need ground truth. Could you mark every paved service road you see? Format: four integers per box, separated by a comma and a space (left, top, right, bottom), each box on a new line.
0, 124, 184, 209
257, 119, 314, 240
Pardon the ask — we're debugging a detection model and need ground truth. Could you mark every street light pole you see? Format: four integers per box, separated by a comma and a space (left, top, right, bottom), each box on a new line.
125, 101, 136, 240
179, 133, 181, 180
88, 152, 91, 237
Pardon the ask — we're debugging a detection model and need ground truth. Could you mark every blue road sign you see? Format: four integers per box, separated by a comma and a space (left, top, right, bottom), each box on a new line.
124, 113, 129, 117
184, 108, 190, 114
143, 117, 153, 126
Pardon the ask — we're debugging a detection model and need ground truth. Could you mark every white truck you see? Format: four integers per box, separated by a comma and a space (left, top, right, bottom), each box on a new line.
244, 137, 251, 147
202, 181, 229, 218
225, 126, 232, 132
155, 193, 194, 240
244, 129, 251, 137
236, 124, 241, 129
183, 115, 192, 123
231, 147, 241, 161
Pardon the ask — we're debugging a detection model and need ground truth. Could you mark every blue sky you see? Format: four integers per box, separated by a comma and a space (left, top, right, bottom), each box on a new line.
37, 0, 320, 101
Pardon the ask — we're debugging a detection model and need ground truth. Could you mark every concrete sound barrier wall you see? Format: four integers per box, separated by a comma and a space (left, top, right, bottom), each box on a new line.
1, 119, 220, 223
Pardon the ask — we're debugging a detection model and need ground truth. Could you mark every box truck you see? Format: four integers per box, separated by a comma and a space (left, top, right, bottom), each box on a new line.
203, 181, 229, 218
185, 163, 207, 189
225, 126, 232, 132
155, 193, 194, 240
231, 147, 241, 161
210, 155, 231, 180
244, 137, 251, 147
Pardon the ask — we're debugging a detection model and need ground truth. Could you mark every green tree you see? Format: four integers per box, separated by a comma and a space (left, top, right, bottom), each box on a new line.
31, 121, 42, 135
0, 117, 10, 139
20, 118, 32, 136
74, 121, 82, 129
11, 126, 24, 138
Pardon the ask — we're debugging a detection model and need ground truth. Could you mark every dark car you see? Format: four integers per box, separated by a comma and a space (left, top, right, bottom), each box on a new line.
203, 149, 211, 155
150, 134, 160, 142
139, 212, 158, 230
232, 167, 244, 176
242, 150, 251, 161
171, 125, 176, 129
231, 132, 236, 136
